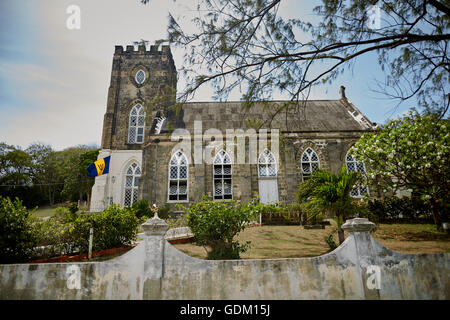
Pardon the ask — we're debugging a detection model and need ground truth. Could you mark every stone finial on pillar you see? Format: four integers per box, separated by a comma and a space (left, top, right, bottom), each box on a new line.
342, 218, 376, 233
142, 215, 169, 237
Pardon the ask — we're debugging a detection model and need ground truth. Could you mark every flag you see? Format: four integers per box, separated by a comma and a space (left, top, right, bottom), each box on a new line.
87, 156, 110, 177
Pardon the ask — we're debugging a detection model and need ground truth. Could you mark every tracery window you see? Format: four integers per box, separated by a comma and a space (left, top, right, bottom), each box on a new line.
213, 150, 232, 200
135, 69, 146, 84
123, 162, 141, 207
345, 151, 369, 197
128, 104, 145, 143
258, 149, 277, 177
168, 151, 188, 201
301, 147, 320, 181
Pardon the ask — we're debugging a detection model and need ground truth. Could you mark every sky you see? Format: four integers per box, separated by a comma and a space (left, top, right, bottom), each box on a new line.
0, 0, 416, 151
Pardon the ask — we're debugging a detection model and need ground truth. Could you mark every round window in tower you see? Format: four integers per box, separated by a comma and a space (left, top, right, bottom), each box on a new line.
135, 69, 146, 84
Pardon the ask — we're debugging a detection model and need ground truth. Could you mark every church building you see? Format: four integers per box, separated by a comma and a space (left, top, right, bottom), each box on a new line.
89, 45, 377, 212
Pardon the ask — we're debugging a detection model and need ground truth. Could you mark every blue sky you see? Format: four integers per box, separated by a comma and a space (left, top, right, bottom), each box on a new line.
0, 0, 416, 151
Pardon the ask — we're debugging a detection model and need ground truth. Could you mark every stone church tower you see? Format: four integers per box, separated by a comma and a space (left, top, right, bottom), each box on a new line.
90, 45, 376, 212
90, 45, 177, 212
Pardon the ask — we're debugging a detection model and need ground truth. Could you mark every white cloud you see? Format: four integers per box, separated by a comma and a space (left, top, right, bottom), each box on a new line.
0, 0, 178, 150
0, 0, 397, 150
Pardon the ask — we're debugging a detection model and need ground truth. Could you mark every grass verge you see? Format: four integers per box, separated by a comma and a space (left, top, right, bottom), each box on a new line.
173, 222, 450, 259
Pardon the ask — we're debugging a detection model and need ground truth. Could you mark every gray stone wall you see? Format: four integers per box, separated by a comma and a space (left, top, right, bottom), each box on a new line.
101, 45, 177, 150
0, 218, 448, 300
140, 132, 365, 207
96, 45, 376, 209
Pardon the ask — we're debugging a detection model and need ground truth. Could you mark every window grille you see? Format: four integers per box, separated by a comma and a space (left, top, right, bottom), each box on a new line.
168, 151, 188, 201
213, 150, 232, 200
123, 162, 141, 207
128, 104, 145, 143
135, 69, 146, 84
258, 149, 277, 177
301, 147, 320, 181
346, 151, 369, 197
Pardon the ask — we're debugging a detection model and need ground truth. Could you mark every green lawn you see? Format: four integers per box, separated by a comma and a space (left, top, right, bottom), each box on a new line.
32, 203, 89, 219
173, 222, 450, 259
33, 206, 58, 219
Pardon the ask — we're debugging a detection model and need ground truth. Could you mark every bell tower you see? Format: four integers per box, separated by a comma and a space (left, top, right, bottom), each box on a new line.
101, 44, 177, 150
90, 44, 177, 212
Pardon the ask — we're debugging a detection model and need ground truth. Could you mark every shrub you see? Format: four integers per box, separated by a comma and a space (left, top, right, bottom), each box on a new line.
132, 201, 171, 220
36, 205, 141, 257
253, 202, 302, 225
54, 206, 78, 224
167, 214, 188, 229
324, 233, 338, 251
302, 210, 325, 225
157, 204, 171, 220
68, 202, 78, 214
132, 199, 153, 219
0, 197, 38, 263
35, 217, 77, 258
73, 205, 140, 253
365, 196, 432, 223
180, 197, 258, 259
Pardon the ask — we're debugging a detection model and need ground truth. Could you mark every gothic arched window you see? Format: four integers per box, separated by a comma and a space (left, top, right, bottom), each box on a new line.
258, 149, 277, 177
346, 151, 369, 197
301, 147, 320, 181
168, 150, 188, 202
128, 104, 145, 143
213, 150, 232, 200
123, 162, 141, 207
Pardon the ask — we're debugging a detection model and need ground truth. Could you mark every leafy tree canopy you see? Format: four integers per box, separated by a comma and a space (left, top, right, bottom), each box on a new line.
0, 142, 99, 207
141, 0, 449, 117
351, 112, 450, 227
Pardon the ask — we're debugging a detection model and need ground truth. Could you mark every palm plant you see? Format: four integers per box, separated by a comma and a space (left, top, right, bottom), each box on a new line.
298, 166, 362, 244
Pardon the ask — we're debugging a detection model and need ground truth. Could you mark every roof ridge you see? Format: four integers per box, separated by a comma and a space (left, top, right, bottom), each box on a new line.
181, 99, 343, 104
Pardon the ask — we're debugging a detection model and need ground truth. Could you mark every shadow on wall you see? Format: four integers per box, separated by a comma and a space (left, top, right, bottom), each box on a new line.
0, 217, 449, 300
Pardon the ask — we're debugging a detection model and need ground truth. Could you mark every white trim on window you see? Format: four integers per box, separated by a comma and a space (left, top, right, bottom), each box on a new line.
345, 151, 369, 198
128, 104, 145, 144
213, 149, 233, 200
258, 149, 277, 178
167, 150, 189, 202
135, 69, 146, 84
123, 162, 141, 207
301, 147, 320, 181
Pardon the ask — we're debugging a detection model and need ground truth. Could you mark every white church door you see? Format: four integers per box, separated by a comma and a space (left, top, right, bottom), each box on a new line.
258, 149, 279, 204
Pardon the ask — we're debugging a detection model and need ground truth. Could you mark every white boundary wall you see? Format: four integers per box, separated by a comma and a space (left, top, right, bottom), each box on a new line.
0, 218, 448, 300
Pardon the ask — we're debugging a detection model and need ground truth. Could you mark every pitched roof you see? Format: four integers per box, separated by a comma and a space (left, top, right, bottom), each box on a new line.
173, 98, 376, 133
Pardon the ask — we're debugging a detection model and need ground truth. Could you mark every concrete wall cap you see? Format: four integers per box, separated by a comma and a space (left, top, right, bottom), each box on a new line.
142, 216, 170, 236
341, 217, 376, 233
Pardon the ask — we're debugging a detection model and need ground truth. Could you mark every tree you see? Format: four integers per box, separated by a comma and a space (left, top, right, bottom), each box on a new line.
142, 0, 449, 118
351, 111, 450, 230
0, 144, 32, 186
0, 143, 100, 207
33, 151, 65, 206
298, 166, 362, 244
61, 147, 99, 205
